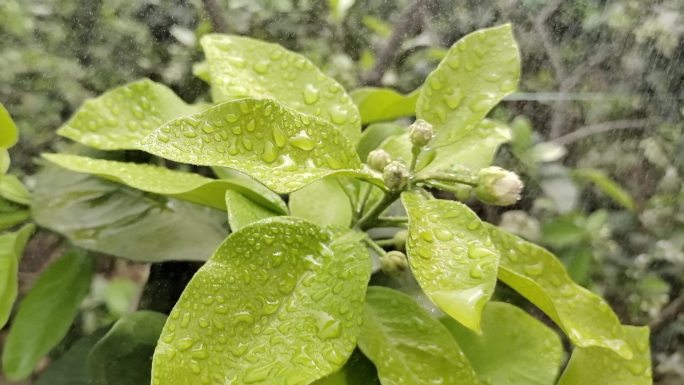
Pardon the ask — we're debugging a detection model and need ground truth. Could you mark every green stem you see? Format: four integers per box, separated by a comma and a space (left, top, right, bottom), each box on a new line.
363, 237, 387, 256
377, 216, 408, 224
356, 183, 374, 218
417, 172, 478, 187
356, 191, 400, 230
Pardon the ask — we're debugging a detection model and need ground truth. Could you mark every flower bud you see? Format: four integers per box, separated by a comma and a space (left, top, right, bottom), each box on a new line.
383, 161, 409, 191
408, 119, 434, 147
474, 166, 524, 206
380, 250, 409, 276
392, 230, 408, 252
367, 149, 392, 172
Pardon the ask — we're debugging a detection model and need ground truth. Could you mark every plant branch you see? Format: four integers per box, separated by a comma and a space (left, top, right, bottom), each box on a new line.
201, 0, 229, 33
362, 0, 427, 85
363, 237, 387, 256
649, 290, 684, 333
357, 191, 400, 230
552, 118, 658, 146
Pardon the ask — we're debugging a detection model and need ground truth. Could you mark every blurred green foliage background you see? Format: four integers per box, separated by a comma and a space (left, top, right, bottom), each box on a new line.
1, 0, 682, 383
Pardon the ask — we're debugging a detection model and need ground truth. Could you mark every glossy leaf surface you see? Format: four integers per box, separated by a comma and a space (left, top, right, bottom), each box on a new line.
442, 301, 563, 385
289, 177, 353, 228
0, 102, 18, 149
224, 190, 279, 231
485, 223, 633, 359
402, 191, 499, 333
358, 286, 480, 385
350, 87, 419, 124
2, 251, 93, 380
0, 224, 34, 329
32, 166, 228, 262
201, 34, 361, 143
89, 311, 167, 385
558, 326, 651, 385
57, 79, 203, 150
417, 24, 519, 147
43, 153, 286, 213
572, 168, 635, 211
151, 218, 371, 385
140, 99, 379, 194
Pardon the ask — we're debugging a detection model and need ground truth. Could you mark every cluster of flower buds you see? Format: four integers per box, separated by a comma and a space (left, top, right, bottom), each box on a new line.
367, 150, 410, 191
380, 250, 409, 276
474, 166, 524, 206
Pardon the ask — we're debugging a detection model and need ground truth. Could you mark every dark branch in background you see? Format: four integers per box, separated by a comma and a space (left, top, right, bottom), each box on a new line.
362, 0, 427, 86
202, 0, 229, 33
650, 291, 684, 333
551, 118, 658, 146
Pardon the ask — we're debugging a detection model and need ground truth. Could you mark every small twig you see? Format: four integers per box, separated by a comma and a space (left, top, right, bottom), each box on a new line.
362, 0, 427, 85
552, 118, 658, 146
201, 0, 229, 33
357, 183, 374, 218
649, 291, 684, 333
357, 191, 400, 230
363, 237, 387, 256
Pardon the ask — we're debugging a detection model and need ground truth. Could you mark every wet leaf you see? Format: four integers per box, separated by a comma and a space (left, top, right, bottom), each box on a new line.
312, 349, 380, 385
356, 122, 406, 161
32, 166, 228, 263
140, 98, 382, 194
350, 87, 419, 124
402, 191, 499, 333
485, 224, 633, 359
442, 301, 564, 385
557, 326, 651, 385
289, 177, 354, 228
89, 311, 167, 385
0, 224, 35, 329
358, 286, 480, 385
417, 24, 520, 147
2, 251, 93, 380
572, 168, 635, 211
57, 79, 203, 150
0, 102, 18, 149
43, 153, 286, 213
224, 190, 279, 231
0, 175, 31, 205
201, 34, 361, 144
151, 218, 371, 385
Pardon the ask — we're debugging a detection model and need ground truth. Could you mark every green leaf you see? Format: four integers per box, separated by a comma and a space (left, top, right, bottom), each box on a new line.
42, 153, 286, 213
2, 251, 93, 380
0, 102, 19, 149
201, 34, 362, 144
1, 149, 10, 174
312, 350, 380, 385
34, 330, 108, 385
572, 168, 635, 211
140, 98, 382, 194
417, 24, 520, 147
402, 191, 499, 333
350, 87, 419, 124
356, 122, 406, 161
358, 286, 480, 385
558, 326, 651, 385
212, 167, 289, 214
32, 166, 228, 263
224, 190, 279, 231
0, 224, 35, 329
289, 177, 354, 228
0, 209, 30, 231
0, 174, 31, 205
151, 218, 371, 385
485, 224, 633, 359
89, 311, 167, 385
441, 302, 564, 385
57, 79, 203, 150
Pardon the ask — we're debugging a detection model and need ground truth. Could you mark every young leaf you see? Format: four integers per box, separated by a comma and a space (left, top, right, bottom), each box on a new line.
0, 175, 31, 205
57, 79, 203, 150
402, 191, 499, 333
572, 168, 635, 211
201, 34, 362, 144
151, 218, 371, 385
441, 302, 564, 385
485, 224, 633, 359
0, 224, 35, 329
557, 326, 651, 385
89, 311, 167, 385
42, 153, 286, 213
356, 122, 405, 161
0, 102, 19, 149
2, 251, 93, 380
312, 349, 380, 385
32, 166, 228, 263
358, 286, 480, 385
140, 98, 382, 194
416, 24, 520, 147
350, 87, 419, 124
224, 190, 279, 231
289, 177, 354, 228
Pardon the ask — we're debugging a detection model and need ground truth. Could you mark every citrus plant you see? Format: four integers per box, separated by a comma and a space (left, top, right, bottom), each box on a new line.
1, 25, 652, 385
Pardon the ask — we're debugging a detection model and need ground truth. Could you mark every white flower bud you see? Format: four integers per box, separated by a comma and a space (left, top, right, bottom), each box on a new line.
475, 166, 524, 206
383, 161, 409, 191
408, 119, 434, 147
380, 250, 409, 276
367, 149, 392, 172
